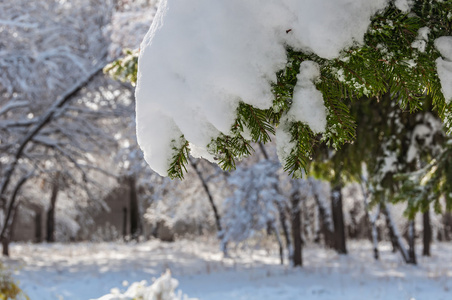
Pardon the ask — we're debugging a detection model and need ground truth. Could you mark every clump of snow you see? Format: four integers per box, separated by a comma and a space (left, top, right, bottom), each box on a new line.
435, 36, 452, 61
411, 40, 426, 53
411, 27, 431, 53
417, 27, 431, 42
287, 61, 327, 134
135, 0, 390, 176
435, 36, 452, 103
281, 0, 389, 59
394, 0, 413, 13
188, 142, 216, 162
94, 270, 194, 300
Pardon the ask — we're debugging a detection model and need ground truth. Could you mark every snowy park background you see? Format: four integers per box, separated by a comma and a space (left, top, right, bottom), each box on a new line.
2, 0, 452, 299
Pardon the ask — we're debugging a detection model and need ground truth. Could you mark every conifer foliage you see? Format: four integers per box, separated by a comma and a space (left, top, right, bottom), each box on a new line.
105, 0, 452, 180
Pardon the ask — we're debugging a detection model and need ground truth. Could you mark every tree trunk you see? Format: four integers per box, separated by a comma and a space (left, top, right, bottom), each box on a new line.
290, 180, 303, 267
2, 216, 12, 256
122, 207, 128, 241
35, 209, 42, 243
382, 204, 413, 264
189, 159, 225, 254
1, 174, 30, 255
273, 223, 284, 265
443, 212, 452, 241
331, 184, 347, 254
370, 206, 380, 260
2, 238, 9, 257
313, 205, 321, 243
276, 201, 291, 262
383, 205, 403, 254
423, 209, 431, 256
128, 176, 140, 241
310, 179, 335, 248
387, 223, 399, 253
361, 182, 380, 260
291, 207, 302, 266
2, 203, 20, 256
190, 159, 222, 231
46, 175, 60, 243
407, 220, 417, 264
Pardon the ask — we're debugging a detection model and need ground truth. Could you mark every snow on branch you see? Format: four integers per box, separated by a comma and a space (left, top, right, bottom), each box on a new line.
0, 101, 29, 117
0, 19, 38, 28
133, 0, 452, 179
135, 0, 388, 177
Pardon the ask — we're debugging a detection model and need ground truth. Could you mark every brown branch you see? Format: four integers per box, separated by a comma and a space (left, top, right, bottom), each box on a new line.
0, 172, 32, 240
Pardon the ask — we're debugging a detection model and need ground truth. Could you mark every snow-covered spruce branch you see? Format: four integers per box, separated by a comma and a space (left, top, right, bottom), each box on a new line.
106, 0, 452, 179
360, 179, 381, 260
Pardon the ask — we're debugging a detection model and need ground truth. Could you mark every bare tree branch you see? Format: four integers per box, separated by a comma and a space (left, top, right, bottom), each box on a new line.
0, 61, 108, 207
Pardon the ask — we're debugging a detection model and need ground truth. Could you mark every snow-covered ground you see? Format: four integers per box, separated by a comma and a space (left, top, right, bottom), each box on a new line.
4, 238, 452, 300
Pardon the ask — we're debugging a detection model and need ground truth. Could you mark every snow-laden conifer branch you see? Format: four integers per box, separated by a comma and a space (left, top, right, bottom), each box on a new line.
237, 103, 274, 143
104, 0, 452, 179
167, 139, 190, 180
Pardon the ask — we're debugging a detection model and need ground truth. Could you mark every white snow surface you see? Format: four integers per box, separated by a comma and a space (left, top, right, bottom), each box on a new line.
6, 239, 452, 300
135, 0, 389, 176
435, 37, 452, 103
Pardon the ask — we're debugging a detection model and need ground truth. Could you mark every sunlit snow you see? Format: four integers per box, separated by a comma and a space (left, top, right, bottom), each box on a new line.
8, 239, 452, 300
135, 0, 389, 176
